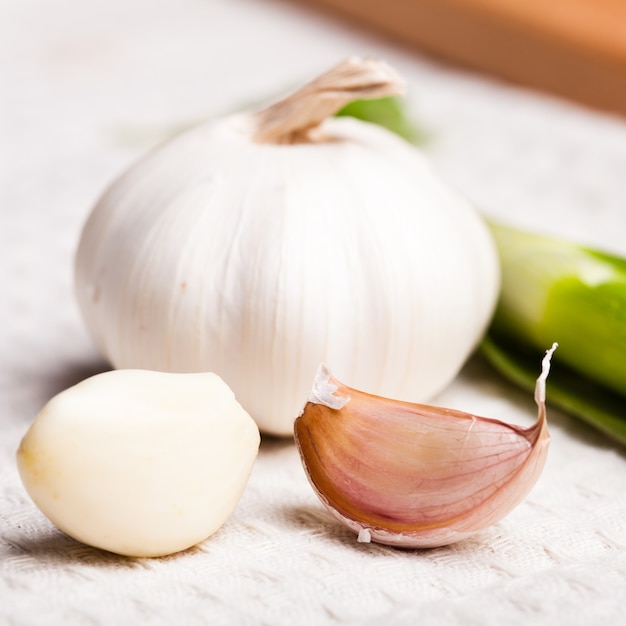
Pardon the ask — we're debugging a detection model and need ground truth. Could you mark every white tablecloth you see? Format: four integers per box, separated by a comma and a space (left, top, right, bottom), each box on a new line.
2, 1, 626, 624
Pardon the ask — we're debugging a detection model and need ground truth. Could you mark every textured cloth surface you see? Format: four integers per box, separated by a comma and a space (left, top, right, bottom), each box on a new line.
2, 1, 626, 624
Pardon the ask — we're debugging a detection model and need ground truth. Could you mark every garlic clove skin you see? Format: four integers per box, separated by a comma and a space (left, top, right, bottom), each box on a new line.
16, 370, 260, 557
294, 346, 555, 548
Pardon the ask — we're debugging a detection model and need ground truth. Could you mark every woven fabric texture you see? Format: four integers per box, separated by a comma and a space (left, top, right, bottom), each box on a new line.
2, 1, 626, 624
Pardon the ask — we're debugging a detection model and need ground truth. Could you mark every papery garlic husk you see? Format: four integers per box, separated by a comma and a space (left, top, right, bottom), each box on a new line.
294, 345, 556, 548
75, 57, 500, 436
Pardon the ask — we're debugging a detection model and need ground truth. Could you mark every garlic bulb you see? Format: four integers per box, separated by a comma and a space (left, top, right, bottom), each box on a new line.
294, 345, 556, 548
75, 57, 500, 435
17, 370, 260, 557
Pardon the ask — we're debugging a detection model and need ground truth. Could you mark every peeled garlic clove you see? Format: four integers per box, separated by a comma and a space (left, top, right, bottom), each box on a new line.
294, 346, 556, 548
16, 370, 260, 557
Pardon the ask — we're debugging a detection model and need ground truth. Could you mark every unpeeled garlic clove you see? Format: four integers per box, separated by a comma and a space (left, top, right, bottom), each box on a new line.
294, 345, 556, 548
16, 370, 260, 557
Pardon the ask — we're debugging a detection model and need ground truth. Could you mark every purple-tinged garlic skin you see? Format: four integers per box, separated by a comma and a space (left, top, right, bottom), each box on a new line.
294, 349, 554, 548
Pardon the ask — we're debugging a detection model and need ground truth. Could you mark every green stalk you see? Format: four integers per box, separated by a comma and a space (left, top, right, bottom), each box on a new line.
336, 96, 428, 145
487, 223, 626, 397
484, 222, 626, 444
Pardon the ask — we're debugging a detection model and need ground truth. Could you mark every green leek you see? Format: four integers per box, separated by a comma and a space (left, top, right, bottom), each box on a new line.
484, 223, 626, 444
336, 96, 427, 145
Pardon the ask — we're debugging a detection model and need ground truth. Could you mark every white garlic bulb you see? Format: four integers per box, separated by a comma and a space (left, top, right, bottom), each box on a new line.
75, 58, 500, 436
17, 370, 260, 557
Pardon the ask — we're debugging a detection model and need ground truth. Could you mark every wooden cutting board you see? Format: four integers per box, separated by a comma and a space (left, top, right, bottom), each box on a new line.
293, 0, 626, 116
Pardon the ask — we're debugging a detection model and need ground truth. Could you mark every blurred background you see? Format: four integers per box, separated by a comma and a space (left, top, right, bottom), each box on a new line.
296, 0, 626, 117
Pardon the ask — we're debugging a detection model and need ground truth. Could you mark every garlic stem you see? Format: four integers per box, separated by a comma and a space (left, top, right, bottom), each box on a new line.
253, 57, 405, 144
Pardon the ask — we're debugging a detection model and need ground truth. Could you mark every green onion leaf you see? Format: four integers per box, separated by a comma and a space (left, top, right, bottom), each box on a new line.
487, 222, 626, 397
484, 222, 626, 444
336, 96, 427, 145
